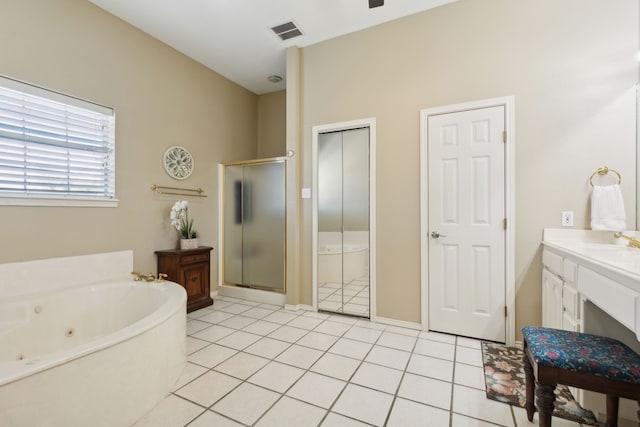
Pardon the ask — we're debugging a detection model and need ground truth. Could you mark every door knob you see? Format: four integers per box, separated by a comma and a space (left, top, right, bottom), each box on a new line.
430, 231, 447, 239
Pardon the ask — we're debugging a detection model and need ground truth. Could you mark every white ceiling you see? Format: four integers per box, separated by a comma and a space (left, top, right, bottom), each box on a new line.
89, 0, 457, 95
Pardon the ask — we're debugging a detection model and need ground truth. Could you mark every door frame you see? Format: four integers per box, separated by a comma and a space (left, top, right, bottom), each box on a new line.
420, 97, 515, 345
311, 117, 377, 319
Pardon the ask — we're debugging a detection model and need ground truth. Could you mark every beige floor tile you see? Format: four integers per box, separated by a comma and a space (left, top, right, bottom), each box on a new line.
174, 370, 241, 407
397, 373, 452, 410
275, 344, 324, 369
286, 371, 346, 408
365, 345, 411, 370
211, 383, 280, 425
406, 353, 454, 382
310, 352, 362, 380
188, 343, 237, 368
413, 338, 456, 360
244, 336, 291, 359
321, 412, 372, 426
247, 361, 306, 393
332, 384, 394, 427
188, 410, 244, 427
214, 352, 270, 379
132, 395, 203, 427
350, 362, 403, 394
255, 396, 327, 427
452, 384, 513, 426
387, 397, 451, 427
328, 337, 373, 359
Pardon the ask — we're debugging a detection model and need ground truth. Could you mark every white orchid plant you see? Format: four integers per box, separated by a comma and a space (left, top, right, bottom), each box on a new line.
170, 200, 197, 239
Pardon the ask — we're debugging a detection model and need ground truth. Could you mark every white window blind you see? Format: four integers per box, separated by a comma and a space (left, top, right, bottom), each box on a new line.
0, 76, 115, 206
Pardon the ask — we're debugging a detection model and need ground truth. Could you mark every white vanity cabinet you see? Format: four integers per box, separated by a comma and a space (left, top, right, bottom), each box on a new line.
541, 267, 562, 329
542, 229, 640, 423
542, 249, 581, 332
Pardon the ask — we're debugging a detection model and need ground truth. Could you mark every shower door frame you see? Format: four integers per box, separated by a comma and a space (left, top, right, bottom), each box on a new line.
218, 157, 287, 294
311, 117, 377, 319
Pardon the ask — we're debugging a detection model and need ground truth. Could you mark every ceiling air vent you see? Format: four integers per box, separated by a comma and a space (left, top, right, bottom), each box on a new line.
271, 21, 303, 41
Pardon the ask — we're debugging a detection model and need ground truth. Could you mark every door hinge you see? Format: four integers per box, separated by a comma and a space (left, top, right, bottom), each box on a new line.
503, 218, 507, 230
502, 130, 507, 143
504, 306, 508, 317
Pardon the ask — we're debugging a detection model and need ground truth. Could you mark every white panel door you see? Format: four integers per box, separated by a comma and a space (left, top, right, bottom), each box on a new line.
428, 106, 505, 342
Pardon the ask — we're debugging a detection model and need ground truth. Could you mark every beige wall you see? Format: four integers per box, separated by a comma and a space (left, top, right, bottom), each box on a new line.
257, 90, 286, 158
0, 0, 258, 283
296, 0, 638, 334
2, 0, 638, 340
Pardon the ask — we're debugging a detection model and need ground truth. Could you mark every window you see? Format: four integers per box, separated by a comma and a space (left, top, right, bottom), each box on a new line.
0, 76, 116, 206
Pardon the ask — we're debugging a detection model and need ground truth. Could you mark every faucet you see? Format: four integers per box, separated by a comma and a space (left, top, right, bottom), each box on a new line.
613, 232, 640, 248
131, 272, 156, 282
131, 272, 169, 282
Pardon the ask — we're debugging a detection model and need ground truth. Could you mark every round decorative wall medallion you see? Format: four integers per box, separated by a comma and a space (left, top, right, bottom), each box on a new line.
163, 145, 194, 180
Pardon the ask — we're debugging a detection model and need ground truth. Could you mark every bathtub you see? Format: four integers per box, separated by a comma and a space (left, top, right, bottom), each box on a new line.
0, 251, 187, 427
318, 244, 369, 283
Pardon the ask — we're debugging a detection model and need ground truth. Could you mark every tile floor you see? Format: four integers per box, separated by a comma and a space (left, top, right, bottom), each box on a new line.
318, 279, 370, 317
133, 297, 587, 427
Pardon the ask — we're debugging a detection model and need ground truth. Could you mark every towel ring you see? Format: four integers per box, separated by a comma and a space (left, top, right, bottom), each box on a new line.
589, 166, 621, 187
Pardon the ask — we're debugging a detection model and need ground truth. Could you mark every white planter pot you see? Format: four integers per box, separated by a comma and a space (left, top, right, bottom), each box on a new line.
180, 238, 198, 250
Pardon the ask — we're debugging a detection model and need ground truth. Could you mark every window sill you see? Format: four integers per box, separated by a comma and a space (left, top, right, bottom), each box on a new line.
0, 195, 119, 207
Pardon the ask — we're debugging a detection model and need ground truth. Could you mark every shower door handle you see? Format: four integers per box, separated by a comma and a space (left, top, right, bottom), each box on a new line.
430, 231, 447, 239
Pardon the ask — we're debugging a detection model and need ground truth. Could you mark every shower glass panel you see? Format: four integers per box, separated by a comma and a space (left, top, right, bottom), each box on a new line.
223, 165, 243, 285
242, 163, 285, 289
318, 128, 369, 317
222, 159, 285, 292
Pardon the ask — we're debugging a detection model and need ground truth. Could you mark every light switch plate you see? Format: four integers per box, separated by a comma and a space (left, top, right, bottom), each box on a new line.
301, 188, 311, 199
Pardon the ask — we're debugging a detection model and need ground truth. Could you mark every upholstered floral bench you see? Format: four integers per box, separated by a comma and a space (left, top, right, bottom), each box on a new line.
521, 326, 640, 427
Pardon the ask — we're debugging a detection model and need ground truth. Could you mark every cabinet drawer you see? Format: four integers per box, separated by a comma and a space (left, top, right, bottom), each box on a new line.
180, 253, 210, 265
578, 266, 637, 330
562, 259, 577, 283
562, 283, 579, 319
542, 250, 563, 276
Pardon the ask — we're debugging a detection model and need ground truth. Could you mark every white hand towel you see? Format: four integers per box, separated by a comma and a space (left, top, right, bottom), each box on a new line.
590, 184, 626, 231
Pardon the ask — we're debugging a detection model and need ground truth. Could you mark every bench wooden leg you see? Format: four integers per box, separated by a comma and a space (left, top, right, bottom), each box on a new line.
523, 348, 536, 421
535, 382, 555, 427
605, 395, 619, 427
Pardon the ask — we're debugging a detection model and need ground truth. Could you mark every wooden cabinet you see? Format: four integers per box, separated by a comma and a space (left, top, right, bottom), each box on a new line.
155, 246, 213, 312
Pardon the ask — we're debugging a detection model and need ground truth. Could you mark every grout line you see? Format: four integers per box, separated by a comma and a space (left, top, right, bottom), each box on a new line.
174, 299, 505, 427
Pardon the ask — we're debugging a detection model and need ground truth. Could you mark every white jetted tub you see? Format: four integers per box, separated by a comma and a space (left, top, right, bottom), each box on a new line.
318, 244, 369, 283
0, 251, 187, 427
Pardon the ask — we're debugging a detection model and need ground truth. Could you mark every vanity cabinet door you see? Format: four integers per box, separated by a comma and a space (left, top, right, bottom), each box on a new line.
181, 263, 208, 308
562, 310, 580, 332
542, 268, 563, 329
156, 246, 214, 312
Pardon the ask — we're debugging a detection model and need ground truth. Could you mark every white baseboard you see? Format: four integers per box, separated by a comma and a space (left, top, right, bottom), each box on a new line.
373, 316, 423, 330
216, 284, 286, 306
284, 304, 315, 312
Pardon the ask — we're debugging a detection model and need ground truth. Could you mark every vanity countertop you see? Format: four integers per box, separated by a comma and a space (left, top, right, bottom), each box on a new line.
542, 228, 640, 291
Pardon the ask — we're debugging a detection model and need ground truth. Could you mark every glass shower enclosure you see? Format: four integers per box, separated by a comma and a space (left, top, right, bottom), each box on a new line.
222, 158, 286, 292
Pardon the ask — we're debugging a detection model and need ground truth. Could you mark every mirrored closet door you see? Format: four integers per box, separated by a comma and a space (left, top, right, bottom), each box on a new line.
317, 127, 370, 317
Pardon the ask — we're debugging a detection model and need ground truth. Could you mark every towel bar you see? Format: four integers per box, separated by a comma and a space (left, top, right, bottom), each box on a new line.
151, 184, 207, 197
589, 166, 621, 187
